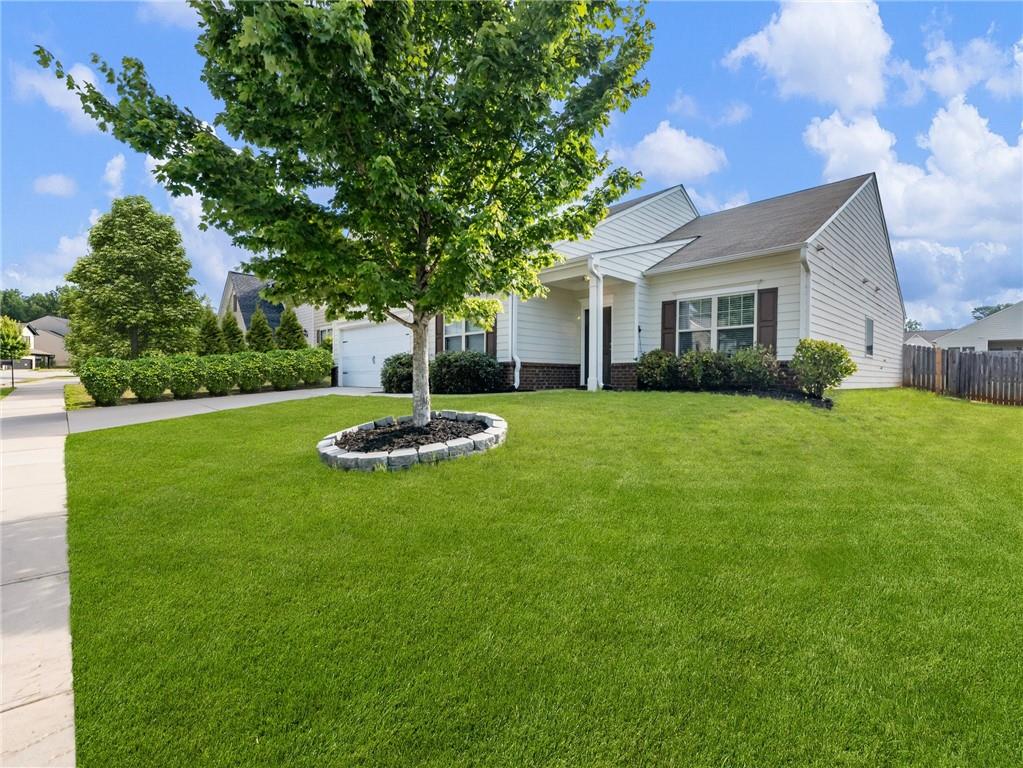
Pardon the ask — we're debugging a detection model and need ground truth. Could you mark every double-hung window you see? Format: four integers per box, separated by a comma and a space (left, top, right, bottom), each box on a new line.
864, 317, 874, 356
444, 320, 486, 353
677, 292, 757, 355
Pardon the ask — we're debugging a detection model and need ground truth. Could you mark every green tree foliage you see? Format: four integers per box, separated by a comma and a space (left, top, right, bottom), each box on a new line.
62, 196, 202, 363
0, 288, 66, 323
37, 2, 652, 424
220, 312, 246, 353
0, 316, 31, 386
904, 319, 923, 332
197, 307, 227, 355
971, 304, 1012, 320
274, 307, 307, 350
245, 307, 275, 352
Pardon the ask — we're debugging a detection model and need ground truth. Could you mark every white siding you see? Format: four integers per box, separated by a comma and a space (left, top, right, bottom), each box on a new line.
642, 251, 804, 360
294, 303, 316, 340
808, 178, 904, 388
515, 287, 582, 364
553, 188, 696, 259
599, 243, 688, 283
935, 302, 1023, 351
605, 282, 637, 363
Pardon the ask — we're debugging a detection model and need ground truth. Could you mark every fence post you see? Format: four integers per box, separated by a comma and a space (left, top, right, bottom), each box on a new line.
934, 347, 943, 393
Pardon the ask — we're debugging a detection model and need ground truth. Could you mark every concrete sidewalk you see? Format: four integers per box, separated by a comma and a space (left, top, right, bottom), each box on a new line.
1, 379, 75, 767
66, 385, 406, 433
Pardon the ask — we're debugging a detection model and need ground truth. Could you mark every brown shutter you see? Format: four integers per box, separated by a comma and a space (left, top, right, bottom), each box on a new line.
757, 288, 778, 351
486, 315, 497, 358
435, 313, 444, 353
660, 300, 676, 352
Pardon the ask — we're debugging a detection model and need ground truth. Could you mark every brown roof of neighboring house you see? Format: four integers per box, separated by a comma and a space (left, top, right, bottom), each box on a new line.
904, 329, 955, 343
648, 174, 873, 273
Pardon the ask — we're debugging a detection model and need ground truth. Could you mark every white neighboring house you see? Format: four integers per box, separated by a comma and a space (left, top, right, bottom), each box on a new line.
934, 302, 1023, 352
904, 329, 954, 348
324, 173, 904, 390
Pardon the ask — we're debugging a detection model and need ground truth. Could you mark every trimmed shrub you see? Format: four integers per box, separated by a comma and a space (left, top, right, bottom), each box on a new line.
296, 347, 332, 386
76, 357, 130, 406
201, 354, 238, 396
129, 355, 172, 403
679, 349, 730, 390
730, 345, 780, 390
790, 338, 857, 398
235, 351, 269, 393
636, 349, 679, 391
168, 354, 203, 399
266, 349, 302, 390
380, 352, 413, 393
430, 351, 503, 394
317, 335, 333, 353
275, 307, 308, 350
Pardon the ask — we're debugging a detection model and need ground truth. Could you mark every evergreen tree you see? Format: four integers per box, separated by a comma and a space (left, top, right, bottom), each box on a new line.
274, 307, 307, 350
221, 312, 246, 353
197, 307, 227, 355
246, 307, 275, 352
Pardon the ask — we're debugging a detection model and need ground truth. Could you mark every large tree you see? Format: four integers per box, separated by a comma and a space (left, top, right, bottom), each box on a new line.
63, 196, 202, 362
38, 1, 652, 423
0, 316, 31, 388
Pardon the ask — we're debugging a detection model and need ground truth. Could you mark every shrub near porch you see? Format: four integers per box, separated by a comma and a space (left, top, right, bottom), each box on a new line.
64, 389, 1022, 767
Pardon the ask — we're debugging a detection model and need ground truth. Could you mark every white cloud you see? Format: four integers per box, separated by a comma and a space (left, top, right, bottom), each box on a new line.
668, 90, 699, 118
33, 174, 77, 197
610, 121, 727, 184
723, 0, 891, 114
718, 101, 752, 126
916, 29, 1022, 99
689, 188, 750, 214
136, 0, 199, 29
11, 62, 99, 132
104, 154, 126, 198
667, 91, 751, 127
803, 97, 1022, 242
2, 210, 98, 293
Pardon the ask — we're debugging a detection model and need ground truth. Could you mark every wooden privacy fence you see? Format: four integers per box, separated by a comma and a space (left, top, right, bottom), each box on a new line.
903, 345, 1023, 406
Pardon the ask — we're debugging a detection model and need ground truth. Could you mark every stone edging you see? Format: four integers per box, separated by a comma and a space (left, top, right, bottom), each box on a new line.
316, 410, 507, 472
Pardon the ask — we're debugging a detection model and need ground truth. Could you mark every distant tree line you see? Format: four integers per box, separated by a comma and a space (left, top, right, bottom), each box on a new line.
0, 288, 67, 323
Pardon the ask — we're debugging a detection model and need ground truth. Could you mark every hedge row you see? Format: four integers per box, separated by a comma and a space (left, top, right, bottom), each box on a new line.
76, 348, 333, 407
381, 351, 504, 394
636, 339, 856, 398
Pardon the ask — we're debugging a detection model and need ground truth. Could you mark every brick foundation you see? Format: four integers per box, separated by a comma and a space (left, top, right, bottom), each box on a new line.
500, 362, 581, 390
609, 363, 638, 390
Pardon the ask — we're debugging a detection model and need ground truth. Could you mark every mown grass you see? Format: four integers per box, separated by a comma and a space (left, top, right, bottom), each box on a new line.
65, 389, 1023, 767
63, 382, 94, 409
0, 386, 12, 399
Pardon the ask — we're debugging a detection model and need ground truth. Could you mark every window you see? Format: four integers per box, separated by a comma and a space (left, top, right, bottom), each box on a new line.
316, 329, 330, 344
677, 292, 756, 355
444, 320, 486, 353
865, 317, 874, 356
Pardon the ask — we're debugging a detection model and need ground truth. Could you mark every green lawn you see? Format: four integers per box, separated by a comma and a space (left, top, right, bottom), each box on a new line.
0, 386, 12, 399
65, 389, 1023, 767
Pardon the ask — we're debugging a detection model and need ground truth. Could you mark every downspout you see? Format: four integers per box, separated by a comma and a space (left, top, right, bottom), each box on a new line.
799, 244, 812, 339
509, 293, 522, 389
586, 255, 605, 390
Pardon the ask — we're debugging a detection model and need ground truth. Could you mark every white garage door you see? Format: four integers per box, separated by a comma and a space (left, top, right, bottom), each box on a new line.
338, 323, 412, 388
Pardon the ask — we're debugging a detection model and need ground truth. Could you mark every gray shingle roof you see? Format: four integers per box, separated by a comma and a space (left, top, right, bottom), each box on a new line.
648, 174, 873, 273
904, 329, 955, 343
227, 271, 284, 329
26, 315, 69, 337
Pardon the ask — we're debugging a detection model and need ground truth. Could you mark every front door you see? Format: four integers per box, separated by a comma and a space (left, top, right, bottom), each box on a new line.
583, 307, 613, 387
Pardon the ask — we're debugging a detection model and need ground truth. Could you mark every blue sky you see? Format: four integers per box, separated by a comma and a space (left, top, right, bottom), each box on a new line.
3, 1, 1021, 327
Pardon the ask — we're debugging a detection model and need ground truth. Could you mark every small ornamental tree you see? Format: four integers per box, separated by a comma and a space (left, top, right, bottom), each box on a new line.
197, 307, 227, 355
37, 2, 652, 424
274, 307, 307, 350
245, 308, 275, 352
221, 312, 246, 353
0, 316, 30, 388
62, 196, 201, 362
790, 339, 857, 399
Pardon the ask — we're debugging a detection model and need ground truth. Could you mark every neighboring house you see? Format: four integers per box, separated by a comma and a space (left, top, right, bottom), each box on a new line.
328, 172, 904, 390
26, 315, 70, 366
934, 302, 1023, 352
904, 329, 954, 347
3, 321, 57, 369
218, 271, 285, 332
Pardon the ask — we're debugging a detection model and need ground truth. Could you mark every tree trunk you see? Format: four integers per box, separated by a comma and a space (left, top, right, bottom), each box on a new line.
410, 319, 432, 426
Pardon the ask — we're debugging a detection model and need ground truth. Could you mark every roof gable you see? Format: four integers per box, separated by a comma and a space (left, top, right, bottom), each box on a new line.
647, 174, 872, 273
226, 271, 284, 329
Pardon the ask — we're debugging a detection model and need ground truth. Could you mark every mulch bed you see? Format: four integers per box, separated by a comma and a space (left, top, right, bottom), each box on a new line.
335, 417, 490, 452
722, 388, 833, 408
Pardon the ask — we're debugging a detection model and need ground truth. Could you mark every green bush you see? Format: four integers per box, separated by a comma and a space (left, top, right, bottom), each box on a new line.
266, 349, 302, 390
129, 355, 171, 403
679, 349, 730, 390
790, 338, 857, 398
201, 354, 238, 396
317, 335, 333, 353
296, 347, 332, 386
729, 345, 780, 390
168, 354, 203, 399
76, 357, 130, 406
235, 352, 268, 393
430, 351, 503, 394
380, 352, 413, 393
636, 349, 679, 390
274, 307, 308, 350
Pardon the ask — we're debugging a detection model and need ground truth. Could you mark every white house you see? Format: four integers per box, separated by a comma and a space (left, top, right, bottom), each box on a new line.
904, 329, 954, 347
326, 173, 904, 390
218, 271, 285, 332
934, 302, 1023, 352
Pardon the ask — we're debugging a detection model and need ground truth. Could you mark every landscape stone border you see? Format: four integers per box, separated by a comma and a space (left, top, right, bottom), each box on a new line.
316, 410, 507, 472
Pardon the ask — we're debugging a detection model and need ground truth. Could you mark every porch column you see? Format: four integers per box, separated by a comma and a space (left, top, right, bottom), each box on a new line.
587, 270, 602, 391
